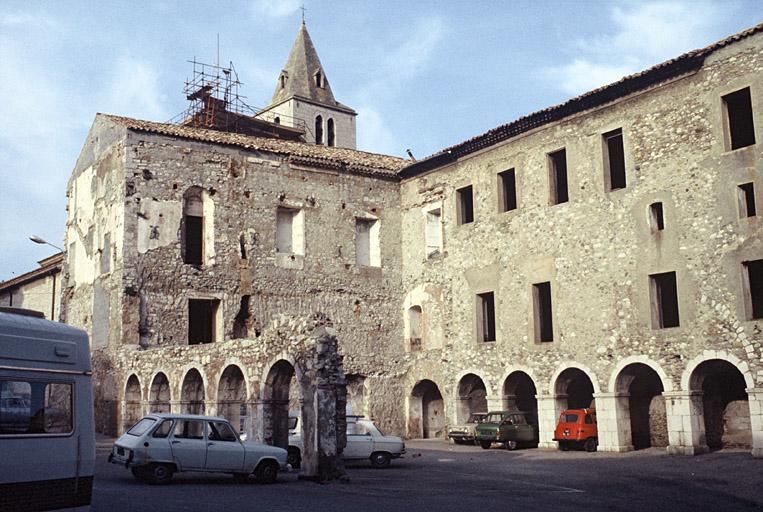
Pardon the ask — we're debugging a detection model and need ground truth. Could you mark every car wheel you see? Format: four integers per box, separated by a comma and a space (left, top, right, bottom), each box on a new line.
146, 463, 173, 485
505, 440, 518, 450
584, 438, 598, 452
254, 461, 279, 484
233, 472, 251, 483
479, 440, 491, 450
287, 447, 301, 470
559, 441, 570, 451
370, 451, 391, 469
130, 467, 148, 482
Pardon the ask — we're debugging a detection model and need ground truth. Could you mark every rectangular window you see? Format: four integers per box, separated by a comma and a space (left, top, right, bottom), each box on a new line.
548, 149, 569, 205
743, 260, 763, 320
457, 185, 474, 224
649, 202, 665, 232
185, 216, 203, 264
477, 292, 496, 342
355, 218, 380, 267
723, 87, 756, 150
0, 380, 73, 435
533, 282, 553, 342
603, 128, 626, 190
425, 208, 442, 257
188, 298, 219, 344
276, 208, 304, 255
498, 169, 517, 212
650, 272, 680, 328
738, 183, 756, 218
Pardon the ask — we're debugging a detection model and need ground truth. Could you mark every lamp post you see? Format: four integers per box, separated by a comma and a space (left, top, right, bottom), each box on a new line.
28, 235, 63, 320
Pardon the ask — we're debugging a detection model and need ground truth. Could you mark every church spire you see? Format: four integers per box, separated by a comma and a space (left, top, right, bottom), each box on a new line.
271, 23, 337, 106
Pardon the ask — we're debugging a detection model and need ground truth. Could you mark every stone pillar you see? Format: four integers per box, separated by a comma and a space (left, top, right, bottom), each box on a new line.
485, 394, 503, 413
537, 394, 563, 448
249, 399, 266, 443
746, 388, 763, 458
594, 392, 633, 452
205, 399, 217, 417
169, 400, 182, 414
664, 391, 708, 455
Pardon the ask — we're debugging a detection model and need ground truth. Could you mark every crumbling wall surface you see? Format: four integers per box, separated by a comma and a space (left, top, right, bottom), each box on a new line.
114, 131, 405, 433
110, 313, 347, 481
398, 34, 763, 430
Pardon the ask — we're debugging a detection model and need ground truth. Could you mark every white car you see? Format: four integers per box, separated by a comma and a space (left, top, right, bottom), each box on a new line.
288, 415, 405, 469
109, 413, 288, 484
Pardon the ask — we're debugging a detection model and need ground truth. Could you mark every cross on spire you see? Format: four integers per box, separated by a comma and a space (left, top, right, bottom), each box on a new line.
300, 3, 307, 24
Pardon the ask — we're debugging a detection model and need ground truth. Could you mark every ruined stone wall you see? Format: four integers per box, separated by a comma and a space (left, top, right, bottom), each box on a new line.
111, 131, 404, 434
399, 34, 763, 432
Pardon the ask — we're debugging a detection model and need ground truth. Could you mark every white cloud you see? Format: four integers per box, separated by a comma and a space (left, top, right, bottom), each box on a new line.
355, 104, 400, 157
544, 1, 723, 96
97, 56, 169, 121
251, 0, 301, 19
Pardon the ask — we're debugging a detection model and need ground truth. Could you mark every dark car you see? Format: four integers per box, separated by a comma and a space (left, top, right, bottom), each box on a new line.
474, 410, 538, 450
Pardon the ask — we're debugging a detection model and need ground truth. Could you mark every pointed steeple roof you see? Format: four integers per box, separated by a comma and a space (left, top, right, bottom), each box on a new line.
269, 23, 354, 112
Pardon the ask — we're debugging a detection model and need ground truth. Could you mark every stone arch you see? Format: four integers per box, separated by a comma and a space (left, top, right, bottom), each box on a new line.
609, 356, 674, 393
123, 374, 142, 433
180, 368, 205, 415
454, 372, 489, 423
262, 359, 299, 449
217, 365, 248, 434
552, 365, 597, 410
614, 363, 668, 449
148, 371, 171, 413
681, 352, 755, 391
503, 370, 539, 428
549, 362, 601, 395
687, 358, 752, 450
409, 379, 445, 439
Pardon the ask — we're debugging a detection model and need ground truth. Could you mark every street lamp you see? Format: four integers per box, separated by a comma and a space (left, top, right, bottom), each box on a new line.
29, 235, 63, 252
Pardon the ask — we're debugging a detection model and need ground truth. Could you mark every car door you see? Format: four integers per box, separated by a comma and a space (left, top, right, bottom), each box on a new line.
204, 420, 245, 472
169, 419, 207, 470
344, 421, 374, 459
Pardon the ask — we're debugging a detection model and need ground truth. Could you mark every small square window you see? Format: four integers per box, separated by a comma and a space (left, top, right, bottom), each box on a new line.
498, 169, 517, 212
723, 87, 756, 150
737, 183, 756, 218
188, 299, 220, 344
649, 202, 665, 232
548, 149, 569, 205
457, 186, 474, 225
649, 272, 680, 329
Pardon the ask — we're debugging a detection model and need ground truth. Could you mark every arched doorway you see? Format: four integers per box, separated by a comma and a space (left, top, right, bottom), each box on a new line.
410, 380, 445, 439
456, 373, 487, 423
555, 368, 595, 410
504, 371, 538, 427
690, 360, 751, 450
181, 369, 205, 415
148, 373, 170, 413
615, 363, 667, 449
124, 375, 142, 433
263, 360, 299, 449
217, 365, 247, 435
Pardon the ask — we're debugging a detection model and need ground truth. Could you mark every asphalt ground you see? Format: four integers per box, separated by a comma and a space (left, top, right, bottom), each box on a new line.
92, 437, 763, 512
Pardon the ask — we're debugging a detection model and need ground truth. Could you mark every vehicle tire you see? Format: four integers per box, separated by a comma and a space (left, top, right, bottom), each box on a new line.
287, 447, 301, 470
145, 463, 173, 485
505, 440, 518, 450
453, 439, 465, 445
370, 451, 391, 469
584, 438, 598, 453
559, 441, 570, 451
233, 472, 251, 483
254, 460, 279, 484
130, 466, 148, 482
479, 440, 491, 450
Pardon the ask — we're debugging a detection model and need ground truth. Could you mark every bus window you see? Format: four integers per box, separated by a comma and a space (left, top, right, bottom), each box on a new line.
0, 380, 73, 435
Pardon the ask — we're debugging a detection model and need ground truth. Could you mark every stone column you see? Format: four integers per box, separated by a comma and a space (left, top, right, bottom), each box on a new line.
249, 399, 266, 443
664, 391, 708, 455
594, 392, 633, 452
205, 399, 217, 417
169, 400, 182, 414
536, 394, 563, 448
746, 388, 763, 458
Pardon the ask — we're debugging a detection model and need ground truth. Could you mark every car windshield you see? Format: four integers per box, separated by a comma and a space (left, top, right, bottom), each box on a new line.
127, 418, 156, 436
563, 413, 579, 423
468, 414, 487, 423
288, 417, 298, 430
485, 413, 504, 423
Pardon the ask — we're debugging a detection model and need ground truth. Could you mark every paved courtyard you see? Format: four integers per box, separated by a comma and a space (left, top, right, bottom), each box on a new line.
93, 437, 763, 512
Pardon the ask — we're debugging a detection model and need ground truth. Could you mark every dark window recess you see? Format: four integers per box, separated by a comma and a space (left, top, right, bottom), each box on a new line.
188, 299, 218, 344
498, 169, 517, 212
184, 216, 203, 264
533, 282, 554, 342
723, 88, 756, 150
650, 202, 665, 231
650, 272, 680, 328
239, 234, 247, 259
744, 260, 763, 320
327, 118, 335, 147
477, 292, 496, 342
548, 149, 569, 204
315, 115, 323, 145
738, 183, 756, 218
604, 128, 626, 190
457, 185, 474, 224
232, 295, 251, 339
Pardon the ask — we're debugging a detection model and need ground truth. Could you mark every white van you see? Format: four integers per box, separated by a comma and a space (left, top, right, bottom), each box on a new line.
0, 308, 95, 511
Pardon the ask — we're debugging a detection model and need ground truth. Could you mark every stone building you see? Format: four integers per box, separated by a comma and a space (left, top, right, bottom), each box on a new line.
0, 252, 63, 320
59, 22, 763, 457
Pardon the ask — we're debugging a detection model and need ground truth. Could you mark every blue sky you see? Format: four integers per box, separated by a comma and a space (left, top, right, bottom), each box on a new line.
0, 0, 760, 281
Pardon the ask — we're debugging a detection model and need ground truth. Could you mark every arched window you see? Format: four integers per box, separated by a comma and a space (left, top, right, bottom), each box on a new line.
327, 118, 335, 147
280, 73, 287, 89
315, 115, 323, 145
273, 116, 280, 125
408, 305, 423, 351
183, 188, 204, 264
